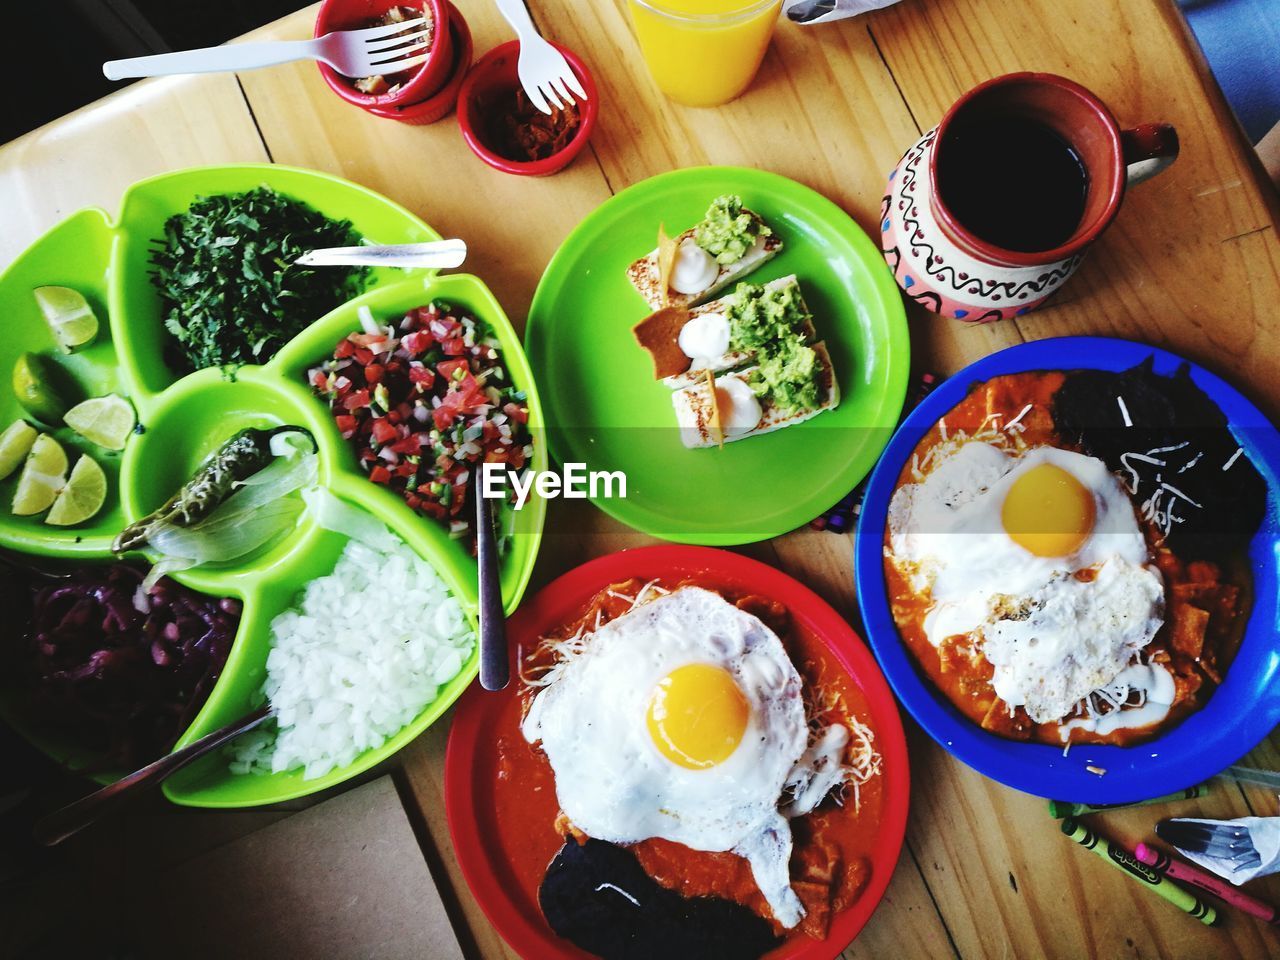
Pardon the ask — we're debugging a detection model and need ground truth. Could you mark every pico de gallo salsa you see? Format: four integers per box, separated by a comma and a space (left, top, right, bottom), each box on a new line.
308, 300, 532, 542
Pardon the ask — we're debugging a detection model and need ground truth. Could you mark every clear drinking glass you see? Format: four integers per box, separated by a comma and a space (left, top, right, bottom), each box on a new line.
628, 0, 784, 108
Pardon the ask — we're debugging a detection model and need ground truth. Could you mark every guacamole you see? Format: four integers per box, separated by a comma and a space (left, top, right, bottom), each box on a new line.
721, 281, 822, 412
726, 281, 809, 351
752, 342, 820, 412
694, 195, 771, 265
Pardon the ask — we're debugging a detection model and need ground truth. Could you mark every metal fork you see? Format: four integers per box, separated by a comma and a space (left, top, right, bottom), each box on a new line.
1157, 819, 1264, 869
492, 0, 588, 115
295, 238, 468, 269
34, 707, 272, 846
103, 19, 433, 81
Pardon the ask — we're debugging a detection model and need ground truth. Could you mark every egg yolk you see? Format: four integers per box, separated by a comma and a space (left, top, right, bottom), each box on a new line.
1001, 463, 1096, 557
646, 664, 749, 770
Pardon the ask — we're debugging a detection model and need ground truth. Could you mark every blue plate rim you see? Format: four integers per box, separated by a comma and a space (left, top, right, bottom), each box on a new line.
855, 335, 1280, 803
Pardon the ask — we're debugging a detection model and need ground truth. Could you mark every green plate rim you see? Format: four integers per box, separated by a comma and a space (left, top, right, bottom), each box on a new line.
115, 161, 438, 250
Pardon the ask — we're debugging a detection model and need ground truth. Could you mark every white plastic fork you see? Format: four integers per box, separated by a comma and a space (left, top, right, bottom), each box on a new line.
103, 18, 433, 81
492, 0, 589, 115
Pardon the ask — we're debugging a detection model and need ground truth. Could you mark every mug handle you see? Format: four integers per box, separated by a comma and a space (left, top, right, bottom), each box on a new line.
1122, 123, 1180, 186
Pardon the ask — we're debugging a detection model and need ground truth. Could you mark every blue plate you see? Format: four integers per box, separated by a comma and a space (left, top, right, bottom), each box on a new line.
855, 336, 1280, 803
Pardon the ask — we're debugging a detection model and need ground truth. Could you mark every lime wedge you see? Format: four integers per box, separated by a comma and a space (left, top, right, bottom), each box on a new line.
64, 395, 136, 451
0, 420, 37, 480
46, 454, 107, 526
12, 352, 80, 426
12, 434, 68, 516
34, 286, 99, 353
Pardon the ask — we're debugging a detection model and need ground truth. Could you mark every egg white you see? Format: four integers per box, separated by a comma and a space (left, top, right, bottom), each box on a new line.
522, 586, 810, 925
887, 442, 1166, 723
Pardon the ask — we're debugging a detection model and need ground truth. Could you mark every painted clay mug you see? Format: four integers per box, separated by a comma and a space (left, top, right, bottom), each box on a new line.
880, 73, 1178, 323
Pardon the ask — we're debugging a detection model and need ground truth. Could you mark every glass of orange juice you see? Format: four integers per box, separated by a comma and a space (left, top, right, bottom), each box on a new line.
628, 0, 784, 108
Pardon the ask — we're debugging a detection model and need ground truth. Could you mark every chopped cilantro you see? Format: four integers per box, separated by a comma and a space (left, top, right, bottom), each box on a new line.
149, 187, 368, 373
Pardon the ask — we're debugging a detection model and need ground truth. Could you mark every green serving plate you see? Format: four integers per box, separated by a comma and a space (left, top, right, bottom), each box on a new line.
0, 165, 546, 807
526, 166, 909, 545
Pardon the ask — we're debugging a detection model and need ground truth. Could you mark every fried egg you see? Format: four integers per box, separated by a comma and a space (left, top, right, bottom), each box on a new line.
522, 587, 812, 927
887, 442, 1165, 723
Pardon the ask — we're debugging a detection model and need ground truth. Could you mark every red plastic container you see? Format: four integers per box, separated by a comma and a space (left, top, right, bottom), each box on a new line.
365, 2, 472, 125
315, 0, 453, 110
456, 41, 598, 177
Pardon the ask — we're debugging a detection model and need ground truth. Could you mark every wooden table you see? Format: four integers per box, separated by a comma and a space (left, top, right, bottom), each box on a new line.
3, 1, 1279, 957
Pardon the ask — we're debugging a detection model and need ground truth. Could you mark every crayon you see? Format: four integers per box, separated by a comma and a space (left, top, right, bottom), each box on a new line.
1048, 784, 1211, 818
1060, 818, 1219, 926
1135, 842, 1280, 927
825, 512, 854, 534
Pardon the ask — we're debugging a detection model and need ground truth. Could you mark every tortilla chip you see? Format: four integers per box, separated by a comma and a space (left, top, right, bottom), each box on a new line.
656, 224, 678, 308
793, 879, 833, 941
705, 369, 724, 448
1170, 603, 1210, 659
633, 306, 693, 379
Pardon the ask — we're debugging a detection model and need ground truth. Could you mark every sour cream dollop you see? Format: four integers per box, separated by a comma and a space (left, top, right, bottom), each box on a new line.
669, 239, 719, 296
717, 378, 763, 437
678, 312, 732, 361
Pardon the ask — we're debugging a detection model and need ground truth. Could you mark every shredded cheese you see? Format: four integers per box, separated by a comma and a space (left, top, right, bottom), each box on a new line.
1005, 403, 1033, 432
794, 680, 883, 814
595, 883, 641, 907
1118, 442, 1207, 539
519, 581, 668, 689
909, 408, 1032, 482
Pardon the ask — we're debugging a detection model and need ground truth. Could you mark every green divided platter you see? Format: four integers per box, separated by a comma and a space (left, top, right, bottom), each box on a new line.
0, 164, 546, 807
526, 166, 910, 545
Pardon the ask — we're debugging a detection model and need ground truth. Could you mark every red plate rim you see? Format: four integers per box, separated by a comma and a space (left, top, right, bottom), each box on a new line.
444, 544, 911, 959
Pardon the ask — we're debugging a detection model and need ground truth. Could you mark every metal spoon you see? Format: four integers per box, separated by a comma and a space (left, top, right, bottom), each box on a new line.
0, 549, 69, 581
475, 485, 508, 691
295, 238, 467, 269
33, 706, 272, 846
787, 0, 837, 23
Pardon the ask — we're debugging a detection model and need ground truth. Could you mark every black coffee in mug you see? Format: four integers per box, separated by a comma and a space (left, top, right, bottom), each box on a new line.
936, 114, 1089, 254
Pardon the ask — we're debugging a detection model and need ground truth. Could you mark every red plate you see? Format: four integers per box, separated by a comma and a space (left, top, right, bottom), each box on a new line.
444, 545, 910, 959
